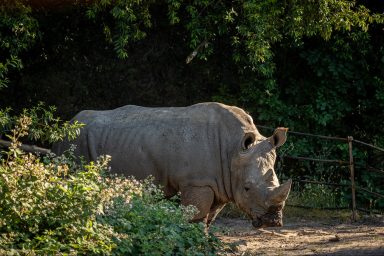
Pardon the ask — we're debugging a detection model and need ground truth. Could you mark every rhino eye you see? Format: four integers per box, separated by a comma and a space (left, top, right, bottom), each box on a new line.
244, 186, 250, 192
242, 133, 255, 150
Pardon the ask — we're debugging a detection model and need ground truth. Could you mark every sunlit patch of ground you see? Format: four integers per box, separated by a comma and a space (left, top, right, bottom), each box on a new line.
215, 207, 384, 255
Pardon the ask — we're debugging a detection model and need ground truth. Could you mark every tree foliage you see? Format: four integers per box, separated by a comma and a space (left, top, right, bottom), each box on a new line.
0, 0, 383, 211
84, 0, 384, 71
2, 0, 382, 82
0, 1, 39, 88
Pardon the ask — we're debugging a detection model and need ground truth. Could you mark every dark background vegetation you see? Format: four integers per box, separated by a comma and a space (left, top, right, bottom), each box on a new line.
1, 0, 383, 210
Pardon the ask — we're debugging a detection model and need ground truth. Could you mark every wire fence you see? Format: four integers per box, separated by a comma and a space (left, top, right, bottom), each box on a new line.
257, 125, 384, 220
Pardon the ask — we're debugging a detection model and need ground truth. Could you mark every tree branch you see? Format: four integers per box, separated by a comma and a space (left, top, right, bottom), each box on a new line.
185, 40, 208, 64
0, 139, 51, 155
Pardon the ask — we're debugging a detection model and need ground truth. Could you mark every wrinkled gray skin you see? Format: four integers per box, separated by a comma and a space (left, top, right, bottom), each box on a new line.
52, 102, 291, 228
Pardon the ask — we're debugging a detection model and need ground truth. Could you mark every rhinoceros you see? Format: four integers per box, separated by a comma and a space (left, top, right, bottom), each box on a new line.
52, 102, 291, 228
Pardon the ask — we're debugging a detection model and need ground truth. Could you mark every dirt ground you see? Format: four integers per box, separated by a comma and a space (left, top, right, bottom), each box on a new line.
215, 214, 384, 255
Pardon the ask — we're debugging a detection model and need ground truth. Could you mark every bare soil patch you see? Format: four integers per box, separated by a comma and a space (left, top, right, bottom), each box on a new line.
215, 215, 384, 255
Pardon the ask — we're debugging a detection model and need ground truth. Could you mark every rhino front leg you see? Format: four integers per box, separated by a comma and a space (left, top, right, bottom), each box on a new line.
180, 186, 214, 225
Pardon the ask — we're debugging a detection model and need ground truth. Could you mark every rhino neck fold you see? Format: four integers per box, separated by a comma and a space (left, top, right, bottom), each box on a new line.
218, 127, 235, 203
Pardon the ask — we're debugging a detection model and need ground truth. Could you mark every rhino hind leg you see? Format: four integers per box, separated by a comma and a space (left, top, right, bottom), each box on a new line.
180, 186, 214, 226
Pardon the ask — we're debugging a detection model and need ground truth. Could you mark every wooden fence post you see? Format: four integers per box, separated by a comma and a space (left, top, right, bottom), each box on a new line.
348, 136, 357, 221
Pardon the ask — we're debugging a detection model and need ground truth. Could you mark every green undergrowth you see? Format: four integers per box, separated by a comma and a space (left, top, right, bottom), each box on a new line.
284, 207, 353, 223
218, 185, 381, 225
0, 115, 222, 255
218, 202, 353, 223
218, 182, 353, 223
282, 182, 351, 222
287, 183, 350, 209
218, 203, 246, 219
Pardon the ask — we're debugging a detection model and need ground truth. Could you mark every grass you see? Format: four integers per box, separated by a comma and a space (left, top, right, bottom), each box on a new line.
217, 183, 353, 223
284, 206, 353, 223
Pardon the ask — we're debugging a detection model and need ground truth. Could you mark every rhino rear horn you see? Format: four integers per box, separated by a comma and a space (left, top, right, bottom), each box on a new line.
268, 127, 288, 148
269, 179, 292, 204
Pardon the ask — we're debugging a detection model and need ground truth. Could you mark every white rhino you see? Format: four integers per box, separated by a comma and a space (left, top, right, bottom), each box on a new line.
52, 102, 291, 227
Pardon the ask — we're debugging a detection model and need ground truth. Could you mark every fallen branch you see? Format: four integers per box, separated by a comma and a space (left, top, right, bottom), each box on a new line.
298, 229, 330, 236
258, 229, 296, 238
0, 138, 51, 155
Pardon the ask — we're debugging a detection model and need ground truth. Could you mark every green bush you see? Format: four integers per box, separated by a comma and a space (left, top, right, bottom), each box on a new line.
0, 103, 84, 145
101, 178, 220, 255
0, 113, 221, 255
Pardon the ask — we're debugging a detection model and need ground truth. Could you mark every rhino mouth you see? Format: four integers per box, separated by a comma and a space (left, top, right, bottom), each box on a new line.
252, 217, 282, 228
251, 210, 283, 228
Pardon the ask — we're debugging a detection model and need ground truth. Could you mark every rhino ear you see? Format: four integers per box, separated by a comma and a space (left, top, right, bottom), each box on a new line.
268, 179, 292, 204
268, 127, 288, 148
242, 132, 256, 150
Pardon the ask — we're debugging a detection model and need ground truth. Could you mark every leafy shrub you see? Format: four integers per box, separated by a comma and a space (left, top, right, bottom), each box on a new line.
0, 113, 221, 255
0, 115, 115, 255
101, 178, 220, 255
0, 103, 84, 144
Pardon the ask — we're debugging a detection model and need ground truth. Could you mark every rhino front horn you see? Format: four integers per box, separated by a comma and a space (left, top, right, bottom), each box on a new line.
269, 179, 292, 204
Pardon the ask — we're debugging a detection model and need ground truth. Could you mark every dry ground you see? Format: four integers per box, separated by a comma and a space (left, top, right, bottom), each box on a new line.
214, 210, 384, 255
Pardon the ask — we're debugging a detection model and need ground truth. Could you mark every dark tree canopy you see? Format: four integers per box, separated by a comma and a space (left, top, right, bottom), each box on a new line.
1, 0, 383, 136
1, 1, 384, 203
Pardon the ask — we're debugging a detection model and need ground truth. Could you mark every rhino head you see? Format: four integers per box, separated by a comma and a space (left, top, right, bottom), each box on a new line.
231, 127, 291, 228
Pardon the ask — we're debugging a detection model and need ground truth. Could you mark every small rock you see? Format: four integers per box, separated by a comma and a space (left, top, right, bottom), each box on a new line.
328, 235, 341, 242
